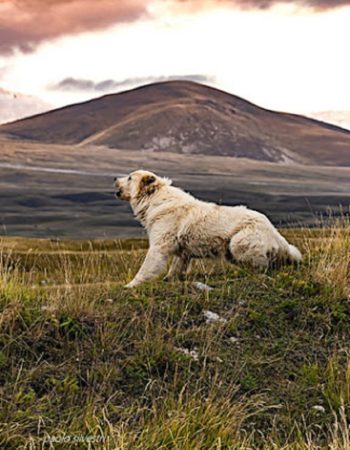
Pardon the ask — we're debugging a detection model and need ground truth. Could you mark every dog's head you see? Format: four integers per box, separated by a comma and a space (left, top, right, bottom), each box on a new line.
114, 170, 170, 203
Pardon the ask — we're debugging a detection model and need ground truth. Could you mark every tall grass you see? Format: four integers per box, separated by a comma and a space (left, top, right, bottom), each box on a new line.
300, 216, 350, 299
0, 221, 349, 449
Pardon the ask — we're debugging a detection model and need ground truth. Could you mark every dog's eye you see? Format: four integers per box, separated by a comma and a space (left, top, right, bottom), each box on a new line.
128, 176, 132, 181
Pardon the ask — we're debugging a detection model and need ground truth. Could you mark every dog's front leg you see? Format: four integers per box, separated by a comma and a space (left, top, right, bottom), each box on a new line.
164, 256, 191, 281
125, 246, 170, 288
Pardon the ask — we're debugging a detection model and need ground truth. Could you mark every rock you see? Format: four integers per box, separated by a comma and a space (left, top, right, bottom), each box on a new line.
203, 310, 227, 324
192, 282, 213, 292
176, 347, 199, 361
312, 405, 326, 413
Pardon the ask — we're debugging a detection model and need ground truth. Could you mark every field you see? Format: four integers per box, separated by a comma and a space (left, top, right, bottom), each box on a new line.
2, 139, 350, 238
0, 223, 350, 449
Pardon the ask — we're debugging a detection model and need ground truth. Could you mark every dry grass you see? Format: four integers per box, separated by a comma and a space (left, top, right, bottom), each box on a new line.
0, 223, 349, 449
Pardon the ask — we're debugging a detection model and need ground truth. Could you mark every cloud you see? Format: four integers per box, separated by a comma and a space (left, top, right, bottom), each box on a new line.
0, 0, 148, 55
252, 0, 350, 9
0, 66, 10, 79
176, 0, 350, 10
0, 88, 52, 124
1, 0, 349, 55
255, 0, 350, 9
51, 75, 215, 92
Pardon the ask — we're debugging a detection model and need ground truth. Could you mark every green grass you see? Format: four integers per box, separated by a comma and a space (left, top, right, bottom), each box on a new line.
0, 225, 349, 449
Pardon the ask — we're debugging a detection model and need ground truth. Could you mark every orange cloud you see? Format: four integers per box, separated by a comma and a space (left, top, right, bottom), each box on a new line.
0, 0, 148, 54
1, 0, 349, 55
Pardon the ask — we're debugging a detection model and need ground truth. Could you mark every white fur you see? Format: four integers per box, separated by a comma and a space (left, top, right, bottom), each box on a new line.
115, 170, 302, 288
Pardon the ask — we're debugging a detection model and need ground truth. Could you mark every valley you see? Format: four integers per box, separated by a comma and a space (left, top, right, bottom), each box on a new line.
1, 138, 350, 238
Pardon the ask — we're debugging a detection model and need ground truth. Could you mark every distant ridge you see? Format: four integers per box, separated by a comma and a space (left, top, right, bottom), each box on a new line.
1, 80, 350, 165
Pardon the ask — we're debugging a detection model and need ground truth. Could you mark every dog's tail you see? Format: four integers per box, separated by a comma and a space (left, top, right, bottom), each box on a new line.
274, 233, 302, 266
287, 244, 302, 264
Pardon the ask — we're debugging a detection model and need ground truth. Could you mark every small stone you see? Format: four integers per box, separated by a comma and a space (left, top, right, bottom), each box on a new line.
312, 405, 326, 413
41, 305, 55, 312
176, 347, 199, 361
192, 282, 213, 292
229, 337, 239, 344
106, 298, 114, 303
203, 310, 227, 324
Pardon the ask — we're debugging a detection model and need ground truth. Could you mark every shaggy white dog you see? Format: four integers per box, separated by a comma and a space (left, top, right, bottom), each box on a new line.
115, 170, 302, 288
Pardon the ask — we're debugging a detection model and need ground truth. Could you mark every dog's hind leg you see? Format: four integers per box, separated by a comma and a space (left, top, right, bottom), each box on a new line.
164, 256, 191, 281
228, 229, 269, 269
125, 245, 170, 288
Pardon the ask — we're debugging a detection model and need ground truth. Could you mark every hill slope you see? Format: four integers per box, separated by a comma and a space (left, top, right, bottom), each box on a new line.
1, 231, 349, 448
1, 81, 350, 165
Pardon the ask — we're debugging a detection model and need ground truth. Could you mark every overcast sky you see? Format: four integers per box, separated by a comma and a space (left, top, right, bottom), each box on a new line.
0, 0, 349, 115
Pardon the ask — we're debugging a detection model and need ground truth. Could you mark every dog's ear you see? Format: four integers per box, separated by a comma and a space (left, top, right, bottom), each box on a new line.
142, 175, 156, 186
138, 174, 157, 199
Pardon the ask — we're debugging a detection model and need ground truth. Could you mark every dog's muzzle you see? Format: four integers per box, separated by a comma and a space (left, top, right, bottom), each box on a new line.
114, 177, 122, 198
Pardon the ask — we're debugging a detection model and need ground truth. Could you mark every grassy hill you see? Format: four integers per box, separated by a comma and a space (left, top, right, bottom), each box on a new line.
2, 81, 350, 165
0, 225, 349, 449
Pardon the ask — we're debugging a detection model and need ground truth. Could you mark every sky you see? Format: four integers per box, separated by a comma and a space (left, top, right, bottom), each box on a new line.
0, 0, 350, 119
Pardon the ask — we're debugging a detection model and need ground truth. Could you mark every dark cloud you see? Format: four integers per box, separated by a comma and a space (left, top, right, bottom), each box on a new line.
178, 0, 350, 10
240, 0, 350, 9
0, 0, 147, 55
52, 75, 215, 92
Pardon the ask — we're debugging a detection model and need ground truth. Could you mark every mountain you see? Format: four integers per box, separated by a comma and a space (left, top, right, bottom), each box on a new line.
1, 81, 350, 165
307, 111, 350, 132
0, 87, 51, 125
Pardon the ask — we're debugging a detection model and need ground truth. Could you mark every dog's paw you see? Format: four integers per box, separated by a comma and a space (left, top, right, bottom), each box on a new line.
124, 280, 139, 289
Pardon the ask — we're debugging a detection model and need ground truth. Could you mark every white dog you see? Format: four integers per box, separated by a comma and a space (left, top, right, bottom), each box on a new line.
115, 170, 302, 288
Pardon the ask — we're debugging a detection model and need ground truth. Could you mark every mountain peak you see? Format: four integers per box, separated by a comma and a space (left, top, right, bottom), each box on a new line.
1, 81, 350, 166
